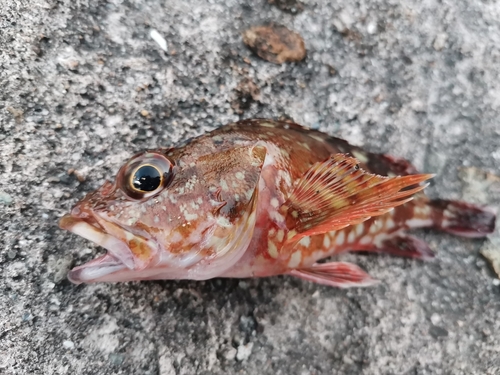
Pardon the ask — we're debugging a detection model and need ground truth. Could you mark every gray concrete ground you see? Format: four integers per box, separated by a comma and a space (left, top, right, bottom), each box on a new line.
1, 0, 500, 374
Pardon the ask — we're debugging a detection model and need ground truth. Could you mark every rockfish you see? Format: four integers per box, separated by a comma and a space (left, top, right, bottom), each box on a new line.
59, 119, 496, 287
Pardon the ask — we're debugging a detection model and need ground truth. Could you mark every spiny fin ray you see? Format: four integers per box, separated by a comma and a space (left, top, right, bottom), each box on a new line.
282, 154, 434, 243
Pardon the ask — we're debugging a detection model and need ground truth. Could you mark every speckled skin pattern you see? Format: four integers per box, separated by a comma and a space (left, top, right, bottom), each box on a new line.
60, 119, 443, 284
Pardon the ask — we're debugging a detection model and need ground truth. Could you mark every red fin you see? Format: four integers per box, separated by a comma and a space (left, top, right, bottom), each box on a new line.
350, 233, 435, 260
429, 199, 497, 238
282, 154, 433, 242
288, 262, 379, 288
379, 234, 435, 259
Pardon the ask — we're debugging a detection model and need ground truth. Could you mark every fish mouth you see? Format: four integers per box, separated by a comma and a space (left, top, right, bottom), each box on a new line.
59, 214, 135, 284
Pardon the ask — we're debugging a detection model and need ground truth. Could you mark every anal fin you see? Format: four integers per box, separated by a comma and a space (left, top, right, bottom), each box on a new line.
287, 262, 379, 288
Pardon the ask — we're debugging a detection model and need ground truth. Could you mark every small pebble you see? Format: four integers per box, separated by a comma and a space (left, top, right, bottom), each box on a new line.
238, 281, 249, 289
74, 170, 86, 182
63, 340, 75, 349
431, 313, 441, 325
433, 33, 448, 51
366, 21, 377, 34
481, 241, 500, 279
22, 312, 32, 322
236, 342, 253, 361
224, 347, 237, 361
49, 256, 74, 283
150, 29, 168, 52
109, 353, 125, 366
429, 325, 449, 338
232, 333, 243, 347
268, 0, 304, 14
243, 24, 306, 64
0, 191, 13, 205
332, 18, 347, 34
343, 355, 354, 365
58, 57, 79, 70
6, 106, 24, 120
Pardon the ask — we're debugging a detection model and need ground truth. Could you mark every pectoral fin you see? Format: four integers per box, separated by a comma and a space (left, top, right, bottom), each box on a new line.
288, 262, 379, 288
281, 154, 433, 243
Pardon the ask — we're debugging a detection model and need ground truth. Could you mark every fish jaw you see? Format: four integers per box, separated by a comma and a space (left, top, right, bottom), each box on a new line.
59, 214, 160, 283
59, 215, 137, 268
67, 253, 127, 284
60, 213, 183, 283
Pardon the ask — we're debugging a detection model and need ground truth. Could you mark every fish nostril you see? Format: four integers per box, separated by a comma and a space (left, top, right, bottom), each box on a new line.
98, 181, 115, 197
71, 206, 82, 216
70, 206, 93, 220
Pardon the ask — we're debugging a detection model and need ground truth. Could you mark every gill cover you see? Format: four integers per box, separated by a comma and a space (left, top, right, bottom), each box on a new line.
185, 145, 267, 279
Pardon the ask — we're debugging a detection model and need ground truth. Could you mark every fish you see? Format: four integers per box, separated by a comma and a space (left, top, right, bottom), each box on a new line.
59, 119, 497, 287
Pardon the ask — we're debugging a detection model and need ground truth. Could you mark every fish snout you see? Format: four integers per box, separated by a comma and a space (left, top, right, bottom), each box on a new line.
58, 213, 137, 271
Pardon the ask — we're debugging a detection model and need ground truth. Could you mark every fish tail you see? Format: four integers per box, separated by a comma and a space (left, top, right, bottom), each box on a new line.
428, 199, 497, 238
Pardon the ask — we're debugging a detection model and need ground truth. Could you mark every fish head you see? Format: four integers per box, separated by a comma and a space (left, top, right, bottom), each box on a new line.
59, 144, 267, 284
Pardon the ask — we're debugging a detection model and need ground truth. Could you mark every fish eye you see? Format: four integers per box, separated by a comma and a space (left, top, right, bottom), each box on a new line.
131, 165, 162, 192
119, 152, 174, 199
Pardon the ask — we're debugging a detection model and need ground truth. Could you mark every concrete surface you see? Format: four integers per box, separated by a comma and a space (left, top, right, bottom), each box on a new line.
1, 0, 500, 374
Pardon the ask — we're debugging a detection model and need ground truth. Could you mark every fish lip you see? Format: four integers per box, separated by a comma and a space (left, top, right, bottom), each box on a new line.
59, 214, 136, 282
67, 253, 127, 284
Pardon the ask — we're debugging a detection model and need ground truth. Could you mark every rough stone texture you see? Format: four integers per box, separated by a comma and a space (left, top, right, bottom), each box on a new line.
1, 0, 500, 374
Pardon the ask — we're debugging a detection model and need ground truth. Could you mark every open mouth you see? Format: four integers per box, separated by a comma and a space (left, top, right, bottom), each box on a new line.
59, 215, 132, 283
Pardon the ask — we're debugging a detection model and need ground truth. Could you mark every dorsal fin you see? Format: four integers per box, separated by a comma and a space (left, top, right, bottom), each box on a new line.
281, 154, 433, 243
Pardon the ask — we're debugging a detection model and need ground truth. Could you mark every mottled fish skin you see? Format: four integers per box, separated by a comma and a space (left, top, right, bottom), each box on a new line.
59, 119, 496, 286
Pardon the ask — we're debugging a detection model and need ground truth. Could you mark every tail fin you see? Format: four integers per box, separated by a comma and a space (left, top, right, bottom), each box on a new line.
429, 199, 497, 238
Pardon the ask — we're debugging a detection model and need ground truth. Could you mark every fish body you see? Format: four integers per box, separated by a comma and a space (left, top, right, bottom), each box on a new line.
60, 119, 496, 287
